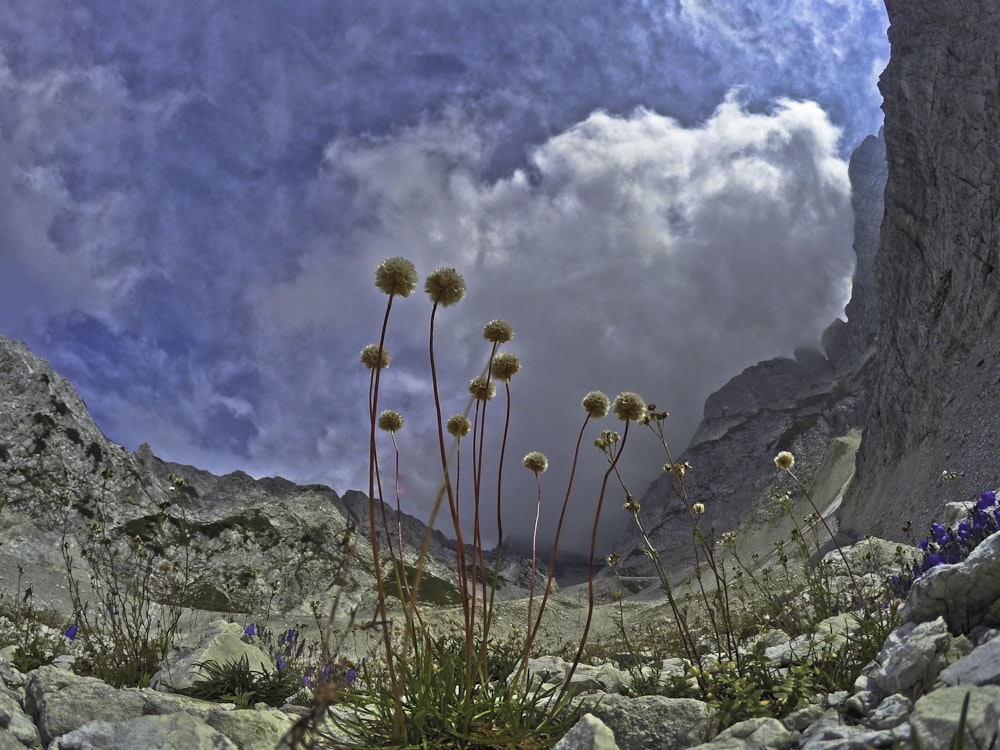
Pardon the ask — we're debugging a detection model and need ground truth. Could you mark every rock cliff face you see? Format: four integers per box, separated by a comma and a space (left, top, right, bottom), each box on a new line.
612, 132, 887, 575
840, 0, 1000, 541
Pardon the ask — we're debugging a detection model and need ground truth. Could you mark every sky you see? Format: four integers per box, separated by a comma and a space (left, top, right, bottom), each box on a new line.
0, 1, 889, 555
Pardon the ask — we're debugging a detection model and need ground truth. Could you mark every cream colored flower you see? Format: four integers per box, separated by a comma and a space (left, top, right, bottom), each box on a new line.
774, 451, 795, 471
468, 375, 496, 401
490, 352, 521, 382
374, 257, 418, 297
425, 267, 466, 306
378, 410, 404, 432
692, 502, 705, 515
359, 344, 390, 369
446, 414, 472, 438
522, 451, 548, 473
483, 319, 514, 343
613, 392, 646, 422
582, 391, 610, 418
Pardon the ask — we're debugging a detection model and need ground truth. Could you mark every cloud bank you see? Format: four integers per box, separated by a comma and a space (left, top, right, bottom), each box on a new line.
0, 0, 885, 551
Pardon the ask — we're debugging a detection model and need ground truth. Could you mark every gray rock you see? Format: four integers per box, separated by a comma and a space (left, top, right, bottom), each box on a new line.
867, 617, 970, 698
553, 713, 620, 750
24, 667, 147, 746
0, 684, 41, 748
940, 633, 1000, 686
867, 693, 912, 730
50, 712, 237, 750
902, 531, 1000, 632
686, 717, 794, 750
909, 685, 1000, 750
579, 693, 712, 750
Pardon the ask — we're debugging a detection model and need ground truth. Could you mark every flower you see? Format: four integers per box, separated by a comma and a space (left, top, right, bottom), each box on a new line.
64, 623, 78, 641
774, 451, 795, 471
469, 375, 496, 401
490, 352, 521, 382
979, 491, 997, 509
378, 410, 404, 432
244, 623, 256, 638
425, 267, 466, 306
346, 667, 357, 684
446, 414, 472, 438
582, 391, 610, 418
374, 257, 418, 297
483, 319, 514, 343
360, 344, 391, 369
302, 675, 312, 687
612, 392, 646, 422
692, 502, 705, 515
522, 451, 549, 473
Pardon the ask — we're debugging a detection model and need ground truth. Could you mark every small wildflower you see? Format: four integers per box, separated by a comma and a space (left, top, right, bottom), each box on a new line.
302, 675, 312, 687
606, 552, 622, 567
483, 319, 514, 343
446, 413, 472, 437
360, 344, 391, 369
469, 375, 496, 401
244, 623, 256, 638
346, 667, 358, 684
490, 352, 521, 382
378, 410, 404, 432
582, 391, 610, 419
64, 623, 78, 641
612, 392, 646, 422
158, 560, 174, 574
692, 502, 705, 515
375, 257, 418, 297
774, 451, 795, 471
425, 267, 466, 306
522, 451, 548, 473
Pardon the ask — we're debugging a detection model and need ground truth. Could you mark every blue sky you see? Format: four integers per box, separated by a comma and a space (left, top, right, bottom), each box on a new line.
0, 1, 889, 551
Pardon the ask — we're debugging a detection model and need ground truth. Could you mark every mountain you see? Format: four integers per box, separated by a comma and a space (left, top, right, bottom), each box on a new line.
840, 0, 1000, 541
610, 130, 887, 575
0, 335, 474, 629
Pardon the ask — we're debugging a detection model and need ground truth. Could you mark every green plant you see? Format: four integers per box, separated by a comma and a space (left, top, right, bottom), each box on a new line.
59, 469, 192, 687
178, 654, 302, 708
328, 630, 577, 750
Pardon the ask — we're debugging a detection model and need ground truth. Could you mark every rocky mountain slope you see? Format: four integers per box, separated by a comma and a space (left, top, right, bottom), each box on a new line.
841, 0, 1000, 542
0, 335, 482, 636
611, 131, 887, 576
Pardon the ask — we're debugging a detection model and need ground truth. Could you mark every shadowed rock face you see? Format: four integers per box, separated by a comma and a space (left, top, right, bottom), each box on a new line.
841, 0, 1000, 542
610, 131, 887, 575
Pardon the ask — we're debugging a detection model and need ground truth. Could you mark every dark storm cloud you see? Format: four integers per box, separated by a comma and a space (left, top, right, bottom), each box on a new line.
0, 0, 886, 551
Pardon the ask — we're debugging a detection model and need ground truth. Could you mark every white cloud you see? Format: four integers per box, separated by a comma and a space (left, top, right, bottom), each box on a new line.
246, 96, 854, 548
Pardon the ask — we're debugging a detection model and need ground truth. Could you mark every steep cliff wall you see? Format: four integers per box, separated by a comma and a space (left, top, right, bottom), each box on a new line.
840, 1, 1000, 540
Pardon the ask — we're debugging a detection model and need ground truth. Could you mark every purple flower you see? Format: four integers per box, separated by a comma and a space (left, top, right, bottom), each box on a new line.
322, 665, 332, 681
932, 523, 950, 546
958, 520, 972, 540
64, 623, 78, 641
244, 623, 256, 638
283, 630, 296, 645
277, 656, 286, 671
918, 539, 929, 551
302, 675, 311, 687
979, 491, 997, 509
921, 553, 945, 572
346, 668, 357, 684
